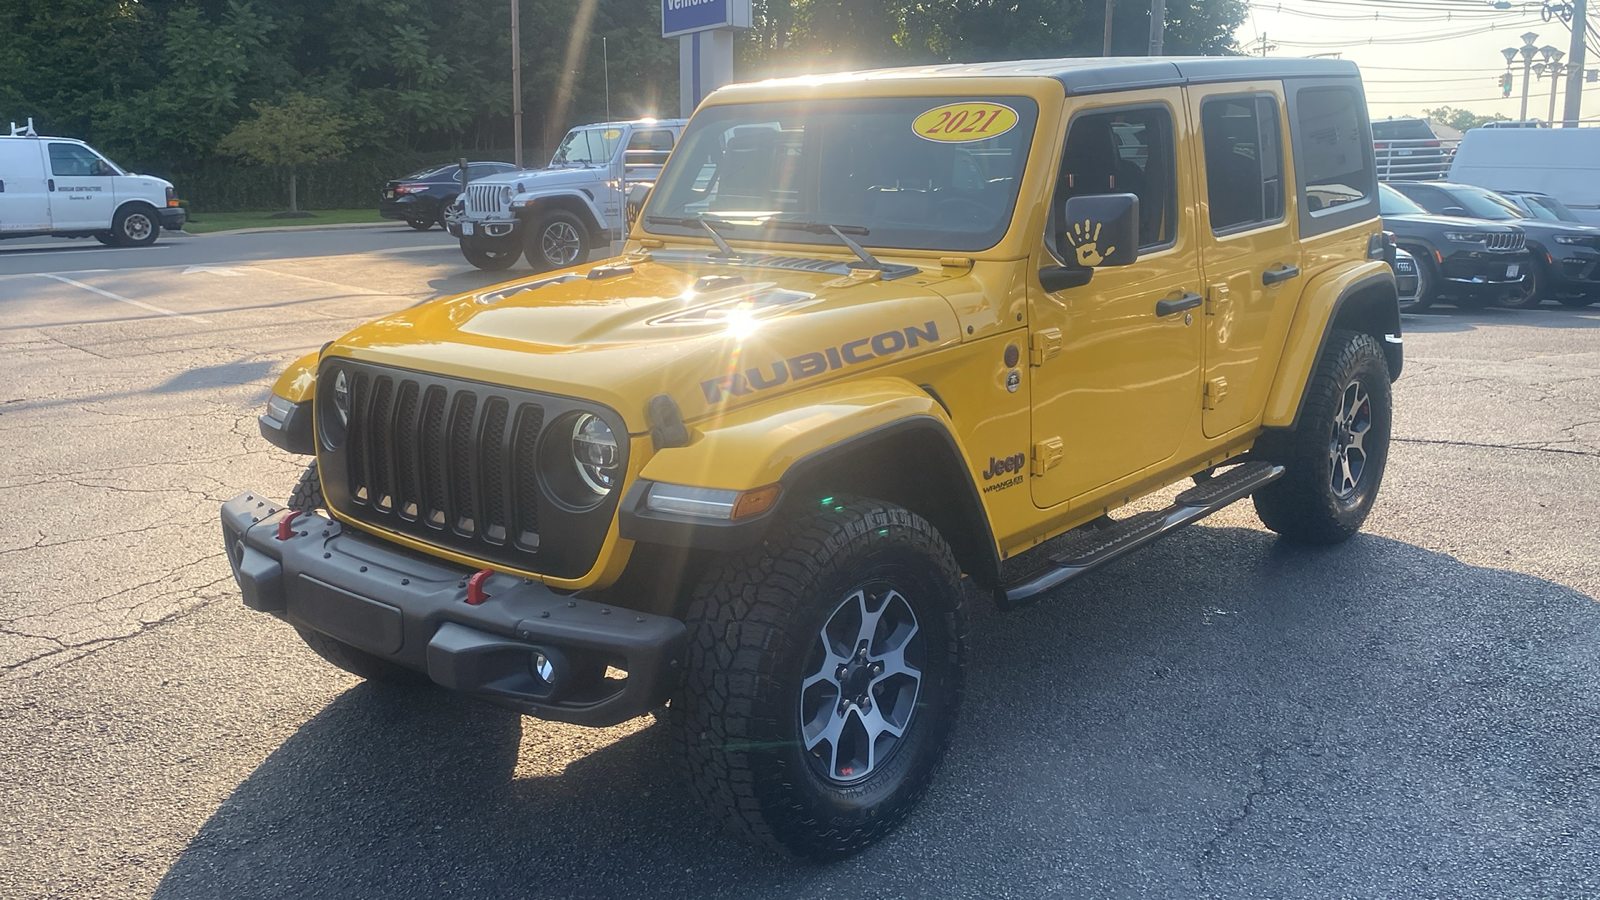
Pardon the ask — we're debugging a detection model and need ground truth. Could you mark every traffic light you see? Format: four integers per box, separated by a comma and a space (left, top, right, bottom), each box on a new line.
1501, 72, 1513, 97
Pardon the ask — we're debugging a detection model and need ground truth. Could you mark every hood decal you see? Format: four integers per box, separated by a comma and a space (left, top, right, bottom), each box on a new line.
701, 321, 940, 403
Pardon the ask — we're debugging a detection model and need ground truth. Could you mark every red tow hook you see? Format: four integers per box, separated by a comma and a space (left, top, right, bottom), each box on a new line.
276, 509, 303, 541
466, 568, 494, 605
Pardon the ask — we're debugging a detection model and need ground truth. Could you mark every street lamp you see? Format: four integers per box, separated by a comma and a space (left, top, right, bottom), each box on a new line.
1537, 45, 1567, 125
1503, 32, 1541, 121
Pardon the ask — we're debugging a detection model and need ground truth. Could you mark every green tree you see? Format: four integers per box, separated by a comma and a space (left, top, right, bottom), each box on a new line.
1424, 106, 1508, 132
218, 93, 350, 212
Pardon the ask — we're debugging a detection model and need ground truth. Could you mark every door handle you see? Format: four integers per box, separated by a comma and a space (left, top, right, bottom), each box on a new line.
1262, 264, 1301, 285
47, 178, 54, 191
1155, 293, 1203, 317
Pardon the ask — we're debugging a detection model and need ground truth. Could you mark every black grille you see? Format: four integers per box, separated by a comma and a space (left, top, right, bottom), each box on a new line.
317, 361, 625, 579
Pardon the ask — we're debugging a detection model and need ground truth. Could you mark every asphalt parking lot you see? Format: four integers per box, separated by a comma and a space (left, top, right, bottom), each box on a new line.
1, 227, 1597, 899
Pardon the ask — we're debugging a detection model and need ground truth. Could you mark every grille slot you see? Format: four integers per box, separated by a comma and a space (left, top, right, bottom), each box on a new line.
321, 362, 621, 578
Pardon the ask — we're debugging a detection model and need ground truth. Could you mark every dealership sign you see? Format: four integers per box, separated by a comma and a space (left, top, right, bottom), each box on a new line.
662, 0, 751, 38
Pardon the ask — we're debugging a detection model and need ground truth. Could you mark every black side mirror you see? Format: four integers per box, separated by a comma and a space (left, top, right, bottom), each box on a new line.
1040, 192, 1140, 291
626, 182, 653, 230
1442, 206, 1468, 217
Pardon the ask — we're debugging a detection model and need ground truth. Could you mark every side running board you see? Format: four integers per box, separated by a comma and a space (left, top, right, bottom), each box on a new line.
999, 460, 1284, 610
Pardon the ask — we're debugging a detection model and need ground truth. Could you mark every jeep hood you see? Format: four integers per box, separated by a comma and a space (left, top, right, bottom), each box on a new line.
327, 259, 964, 433
472, 166, 602, 191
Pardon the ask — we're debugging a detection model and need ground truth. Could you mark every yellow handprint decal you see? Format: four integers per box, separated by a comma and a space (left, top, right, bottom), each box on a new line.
1068, 219, 1115, 267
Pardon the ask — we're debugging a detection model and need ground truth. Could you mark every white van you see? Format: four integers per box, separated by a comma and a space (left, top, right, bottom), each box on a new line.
0, 121, 186, 246
1448, 127, 1600, 226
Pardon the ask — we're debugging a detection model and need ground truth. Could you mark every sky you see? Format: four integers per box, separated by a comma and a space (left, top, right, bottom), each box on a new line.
1235, 0, 1598, 123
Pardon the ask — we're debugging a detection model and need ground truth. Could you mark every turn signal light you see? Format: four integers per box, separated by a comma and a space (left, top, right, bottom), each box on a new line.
732, 484, 783, 519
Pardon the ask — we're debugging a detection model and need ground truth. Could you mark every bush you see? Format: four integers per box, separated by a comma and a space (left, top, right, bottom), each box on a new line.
157, 148, 533, 213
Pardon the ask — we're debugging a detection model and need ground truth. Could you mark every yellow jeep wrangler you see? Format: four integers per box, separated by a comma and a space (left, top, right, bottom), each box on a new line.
224, 56, 1400, 858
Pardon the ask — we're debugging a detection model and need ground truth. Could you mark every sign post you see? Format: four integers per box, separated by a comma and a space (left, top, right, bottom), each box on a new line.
662, 0, 752, 117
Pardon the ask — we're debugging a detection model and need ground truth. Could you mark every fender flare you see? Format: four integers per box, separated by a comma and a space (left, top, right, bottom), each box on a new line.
618, 377, 1001, 585
514, 189, 606, 235
258, 351, 320, 454
1261, 261, 1401, 430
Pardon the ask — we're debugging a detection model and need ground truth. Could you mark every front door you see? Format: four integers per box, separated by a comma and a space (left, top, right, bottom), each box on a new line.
0, 140, 51, 234
1186, 84, 1306, 438
1030, 90, 1205, 510
46, 142, 117, 231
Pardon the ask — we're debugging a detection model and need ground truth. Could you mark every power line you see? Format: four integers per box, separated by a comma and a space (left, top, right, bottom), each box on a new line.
1271, 18, 1545, 47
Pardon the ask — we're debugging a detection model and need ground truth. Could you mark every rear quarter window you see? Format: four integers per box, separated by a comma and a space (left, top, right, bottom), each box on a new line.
1289, 82, 1378, 237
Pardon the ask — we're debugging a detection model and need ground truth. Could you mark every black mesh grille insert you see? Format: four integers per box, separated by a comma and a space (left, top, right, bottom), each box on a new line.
391, 381, 420, 519
367, 376, 395, 510
479, 397, 510, 543
512, 405, 544, 549
420, 386, 448, 528
448, 392, 478, 534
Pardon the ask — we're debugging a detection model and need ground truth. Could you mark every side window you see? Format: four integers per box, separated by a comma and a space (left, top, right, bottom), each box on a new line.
1200, 95, 1284, 233
466, 164, 496, 181
1293, 87, 1371, 214
626, 129, 675, 166
1053, 105, 1178, 250
49, 143, 105, 177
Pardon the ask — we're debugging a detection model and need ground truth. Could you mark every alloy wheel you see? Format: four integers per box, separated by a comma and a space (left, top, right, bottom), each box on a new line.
541, 221, 582, 267
798, 585, 923, 784
1329, 379, 1373, 500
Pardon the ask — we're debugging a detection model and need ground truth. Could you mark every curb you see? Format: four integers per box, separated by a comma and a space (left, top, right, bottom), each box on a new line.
184, 221, 409, 237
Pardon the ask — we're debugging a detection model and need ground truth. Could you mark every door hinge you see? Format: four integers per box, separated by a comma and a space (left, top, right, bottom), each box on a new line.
1203, 377, 1228, 410
1030, 328, 1062, 366
1032, 437, 1063, 476
1206, 282, 1230, 316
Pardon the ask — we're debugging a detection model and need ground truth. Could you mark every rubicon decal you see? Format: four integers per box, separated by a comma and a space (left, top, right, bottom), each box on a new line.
701, 321, 940, 403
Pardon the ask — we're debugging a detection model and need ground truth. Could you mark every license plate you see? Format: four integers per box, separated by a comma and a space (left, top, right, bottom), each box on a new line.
462, 222, 474, 235
383, 190, 394, 199
1507, 264, 1520, 277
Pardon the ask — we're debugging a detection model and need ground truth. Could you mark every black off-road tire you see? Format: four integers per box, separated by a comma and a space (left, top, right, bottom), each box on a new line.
286, 460, 325, 512
93, 232, 115, 246
670, 496, 967, 860
292, 624, 430, 685
461, 238, 520, 271
1253, 329, 1393, 545
109, 204, 159, 247
525, 210, 589, 272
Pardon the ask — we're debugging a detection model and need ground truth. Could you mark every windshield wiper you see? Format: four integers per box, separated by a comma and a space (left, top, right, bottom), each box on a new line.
759, 219, 885, 270
646, 215, 741, 259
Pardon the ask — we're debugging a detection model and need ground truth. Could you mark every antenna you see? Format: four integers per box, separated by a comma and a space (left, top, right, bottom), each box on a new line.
605, 36, 618, 247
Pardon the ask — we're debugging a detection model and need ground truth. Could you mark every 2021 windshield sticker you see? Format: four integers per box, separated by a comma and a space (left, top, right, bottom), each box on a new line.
912, 102, 1019, 144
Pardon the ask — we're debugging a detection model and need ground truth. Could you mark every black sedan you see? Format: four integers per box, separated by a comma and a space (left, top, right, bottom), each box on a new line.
379, 161, 518, 231
1387, 181, 1600, 309
1378, 184, 1529, 311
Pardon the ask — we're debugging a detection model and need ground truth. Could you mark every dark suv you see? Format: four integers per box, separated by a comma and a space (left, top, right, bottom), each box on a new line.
1378, 184, 1527, 310
1389, 181, 1600, 309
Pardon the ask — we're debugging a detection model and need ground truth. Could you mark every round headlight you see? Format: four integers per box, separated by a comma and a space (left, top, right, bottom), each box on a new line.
332, 369, 350, 427
571, 414, 619, 495
499, 185, 515, 204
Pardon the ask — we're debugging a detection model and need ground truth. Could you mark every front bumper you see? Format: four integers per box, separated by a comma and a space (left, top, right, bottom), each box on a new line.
159, 208, 187, 231
446, 216, 519, 240
221, 492, 686, 727
1440, 251, 1527, 287
1549, 248, 1600, 288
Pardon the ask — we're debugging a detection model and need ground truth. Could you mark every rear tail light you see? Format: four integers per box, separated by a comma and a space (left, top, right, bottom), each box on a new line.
395, 184, 428, 194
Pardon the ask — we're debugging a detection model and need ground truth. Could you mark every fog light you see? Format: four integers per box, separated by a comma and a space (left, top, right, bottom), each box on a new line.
532, 652, 555, 683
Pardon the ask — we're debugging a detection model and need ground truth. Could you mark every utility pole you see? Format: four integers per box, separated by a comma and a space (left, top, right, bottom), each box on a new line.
1562, 0, 1588, 126
511, 0, 523, 168
1102, 0, 1113, 56
1148, 0, 1165, 56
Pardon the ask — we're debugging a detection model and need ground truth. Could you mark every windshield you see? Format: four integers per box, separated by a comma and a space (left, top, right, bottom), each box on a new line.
402, 165, 448, 180
1379, 185, 1428, 216
1450, 187, 1524, 220
642, 96, 1040, 253
550, 127, 623, 166
1522, 193, 1581, 222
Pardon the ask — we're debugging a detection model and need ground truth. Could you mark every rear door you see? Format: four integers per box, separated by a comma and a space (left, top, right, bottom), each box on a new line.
46, 142, 117, 230
1187, 83, 1305, 439
0, 139, 51, 234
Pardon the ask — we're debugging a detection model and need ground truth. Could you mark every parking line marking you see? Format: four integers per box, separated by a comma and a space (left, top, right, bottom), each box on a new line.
38, 274, 211, 324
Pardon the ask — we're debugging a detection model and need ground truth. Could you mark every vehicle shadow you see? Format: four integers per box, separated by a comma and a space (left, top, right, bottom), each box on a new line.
152, 527, 1600, 900
1405, 305, 1600, 333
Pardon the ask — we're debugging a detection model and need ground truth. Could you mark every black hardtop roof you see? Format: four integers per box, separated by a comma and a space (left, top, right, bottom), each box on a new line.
824, 56, 1360, 96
